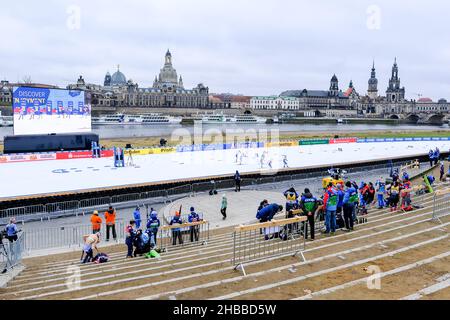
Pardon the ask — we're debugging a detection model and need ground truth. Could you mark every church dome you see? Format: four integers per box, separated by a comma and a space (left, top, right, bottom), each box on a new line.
111, 68, 127, 86
418, 97, 433, 103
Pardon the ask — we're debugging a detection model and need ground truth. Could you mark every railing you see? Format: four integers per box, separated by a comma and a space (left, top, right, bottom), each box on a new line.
432, 187, 450, 222
22, 220, 126, 252
232, 216, 307, 275
0, 159, 427, 225
1, 232, 25, 273
158, 220, 210, 252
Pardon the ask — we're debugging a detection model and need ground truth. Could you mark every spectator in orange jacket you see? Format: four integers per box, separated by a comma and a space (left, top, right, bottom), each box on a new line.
91, 211, 102, 234
104, 206, 117, 242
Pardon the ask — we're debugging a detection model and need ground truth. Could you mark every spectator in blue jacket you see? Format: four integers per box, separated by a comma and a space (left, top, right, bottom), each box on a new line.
375, 178, 386, 209
434, 148, 440, 165
169, 211, 184, 245
188, 207, 201, 242
342, 181, 358, 231
234, 170, 241, 192
256, 203, 283, 222
429, 149, 435, 167
323, 183, 338, 235
336, 184, 344, 215
125, 220, 136, 258
5, 218, 18, 242
133, 207, 141, 229
146, 210, 160, 248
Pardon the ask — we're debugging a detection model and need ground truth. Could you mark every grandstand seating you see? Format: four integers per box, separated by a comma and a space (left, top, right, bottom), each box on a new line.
0, 180, 449, 300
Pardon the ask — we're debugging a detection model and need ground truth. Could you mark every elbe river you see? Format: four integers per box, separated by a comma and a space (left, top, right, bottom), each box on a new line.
0, 123, 449, 141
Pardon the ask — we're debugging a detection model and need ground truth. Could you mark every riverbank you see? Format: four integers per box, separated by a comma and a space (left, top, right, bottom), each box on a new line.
98, 129, 450, 149
0, 129, 449, 153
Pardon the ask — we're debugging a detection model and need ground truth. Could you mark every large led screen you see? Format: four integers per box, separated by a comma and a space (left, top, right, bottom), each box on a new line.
13, 86, 91, 135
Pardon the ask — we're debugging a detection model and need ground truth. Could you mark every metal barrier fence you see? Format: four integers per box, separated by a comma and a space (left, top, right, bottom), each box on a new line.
0, 159, 427, 224
22, 220, 126, 252
432, 188, 450, 222
232, 216, 307, 275
1, 232, 25, 273
158, 220, 209, 252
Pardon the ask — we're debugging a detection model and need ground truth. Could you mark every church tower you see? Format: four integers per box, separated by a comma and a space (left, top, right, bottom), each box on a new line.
329, 74, 339, 97
386, 58, 405, 102
367, 61, 378, 99
104, 71, 112, 87
179, 75, 184, 88
165, 49, 172, 65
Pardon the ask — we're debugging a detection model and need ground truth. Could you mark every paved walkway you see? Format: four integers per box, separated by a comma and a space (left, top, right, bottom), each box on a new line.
162, 190, 286, 229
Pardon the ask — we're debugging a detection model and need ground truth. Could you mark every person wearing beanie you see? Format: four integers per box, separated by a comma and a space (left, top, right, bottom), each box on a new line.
170, 211, 184, 245
146, 210, 160, 248
90, 210, 102, 234
188, 207, 201, 242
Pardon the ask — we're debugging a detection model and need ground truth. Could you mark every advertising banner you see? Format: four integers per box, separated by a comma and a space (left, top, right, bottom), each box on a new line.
328, 138, 357, 144
13, 86, 91, 135
266, 141, 297, 147
0, 153, 57, 163
299, 139, 329, 146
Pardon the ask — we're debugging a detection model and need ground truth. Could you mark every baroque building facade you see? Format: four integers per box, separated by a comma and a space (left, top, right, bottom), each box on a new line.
251, 58, 449, 122
67, 50, 212, 108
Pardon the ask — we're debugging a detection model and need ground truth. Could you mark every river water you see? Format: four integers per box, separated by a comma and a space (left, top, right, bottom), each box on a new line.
0, 122, 449, 140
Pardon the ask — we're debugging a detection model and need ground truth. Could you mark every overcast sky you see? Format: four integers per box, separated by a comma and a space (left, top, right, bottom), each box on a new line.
1, 0, 449, 100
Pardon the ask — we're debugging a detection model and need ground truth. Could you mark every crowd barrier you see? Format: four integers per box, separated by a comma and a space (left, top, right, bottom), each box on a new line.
432, 187, 450, 222
158, 220, 209, 252
232, 216, 307, 275
22, 220, 126, 252
1, 232, 25, 273
0, 159, 420, 224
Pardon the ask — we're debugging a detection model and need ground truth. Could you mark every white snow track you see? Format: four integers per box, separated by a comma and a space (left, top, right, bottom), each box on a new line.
0, 140, 448, 199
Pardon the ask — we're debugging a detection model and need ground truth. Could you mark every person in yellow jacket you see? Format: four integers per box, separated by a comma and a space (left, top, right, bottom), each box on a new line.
91, 211, 102, 234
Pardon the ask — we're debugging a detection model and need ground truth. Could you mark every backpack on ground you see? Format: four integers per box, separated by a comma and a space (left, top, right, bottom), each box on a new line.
145, 249, 161, 259
93, 253, 109, 264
